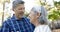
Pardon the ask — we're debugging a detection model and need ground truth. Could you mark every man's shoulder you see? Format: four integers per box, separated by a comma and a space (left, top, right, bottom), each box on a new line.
3, 17, 12, 25
4, 15, 15, 22
5, 17, 11, 22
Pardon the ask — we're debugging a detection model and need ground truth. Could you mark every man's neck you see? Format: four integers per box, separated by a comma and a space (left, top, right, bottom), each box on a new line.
15, 14, 22, 19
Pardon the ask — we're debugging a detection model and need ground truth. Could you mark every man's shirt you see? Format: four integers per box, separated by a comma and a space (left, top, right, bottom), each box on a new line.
0, 15, 35, 32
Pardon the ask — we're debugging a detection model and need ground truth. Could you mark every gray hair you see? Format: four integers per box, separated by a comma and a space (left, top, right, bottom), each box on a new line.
12, 0, 24, 9
31, 6, 48, 24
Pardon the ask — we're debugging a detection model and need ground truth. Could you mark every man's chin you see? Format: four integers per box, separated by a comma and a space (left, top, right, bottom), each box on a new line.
19, 15, 24, 18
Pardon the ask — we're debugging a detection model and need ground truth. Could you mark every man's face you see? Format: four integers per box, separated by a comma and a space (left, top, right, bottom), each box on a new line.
14, 4, 25, 18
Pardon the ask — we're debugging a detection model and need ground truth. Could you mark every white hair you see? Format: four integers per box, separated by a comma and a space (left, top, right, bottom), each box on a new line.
31, 6, 48, 24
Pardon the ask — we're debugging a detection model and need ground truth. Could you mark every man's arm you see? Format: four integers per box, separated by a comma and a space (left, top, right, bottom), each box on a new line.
0, 21, 9, 32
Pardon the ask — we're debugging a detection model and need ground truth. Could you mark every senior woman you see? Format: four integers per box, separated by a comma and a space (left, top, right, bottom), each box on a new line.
28, 6, 51, 32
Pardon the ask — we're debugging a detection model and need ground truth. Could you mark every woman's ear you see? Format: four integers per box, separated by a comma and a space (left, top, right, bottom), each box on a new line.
37, 13, 41, 18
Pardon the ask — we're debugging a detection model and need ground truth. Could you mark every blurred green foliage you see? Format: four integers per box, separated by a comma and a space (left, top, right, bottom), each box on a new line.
54, 1, 60, 7
48, 10, 60, 20
48, 1, 60, 21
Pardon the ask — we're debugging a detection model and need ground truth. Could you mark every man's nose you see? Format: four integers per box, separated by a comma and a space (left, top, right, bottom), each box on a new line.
19, 9, 25, 12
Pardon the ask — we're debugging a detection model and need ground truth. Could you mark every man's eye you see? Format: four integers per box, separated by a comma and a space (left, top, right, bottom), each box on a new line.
18, 8, 22, 10
18, 8, 25, 10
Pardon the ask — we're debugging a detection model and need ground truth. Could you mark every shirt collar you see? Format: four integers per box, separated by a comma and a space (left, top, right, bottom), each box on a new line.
11, 14, 25, 21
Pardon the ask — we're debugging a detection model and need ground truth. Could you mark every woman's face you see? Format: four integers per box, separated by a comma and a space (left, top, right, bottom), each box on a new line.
28, 10, 41, 24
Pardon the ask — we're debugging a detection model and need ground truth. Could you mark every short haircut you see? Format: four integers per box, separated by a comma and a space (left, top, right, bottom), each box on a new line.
12, 0, 24, 9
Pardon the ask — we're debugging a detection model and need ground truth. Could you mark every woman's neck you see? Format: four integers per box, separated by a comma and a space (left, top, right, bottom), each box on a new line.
34, 20, 40, 27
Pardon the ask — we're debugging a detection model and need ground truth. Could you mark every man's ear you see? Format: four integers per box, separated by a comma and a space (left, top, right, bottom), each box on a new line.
12, 8, 15, 11
12, 8, 14, 11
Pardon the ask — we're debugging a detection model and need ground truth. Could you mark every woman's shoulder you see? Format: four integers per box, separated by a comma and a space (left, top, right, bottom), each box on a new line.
35, 25, 49, 29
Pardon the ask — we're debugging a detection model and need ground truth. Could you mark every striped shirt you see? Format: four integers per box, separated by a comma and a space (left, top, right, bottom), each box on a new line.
0, 15, 35, 32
